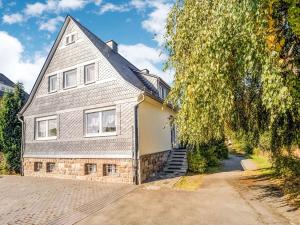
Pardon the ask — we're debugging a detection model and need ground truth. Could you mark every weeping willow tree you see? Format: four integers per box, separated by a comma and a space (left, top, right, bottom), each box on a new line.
165, 0, 300, 162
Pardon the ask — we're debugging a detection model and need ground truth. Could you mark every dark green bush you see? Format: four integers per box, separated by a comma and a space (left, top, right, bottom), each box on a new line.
274, 155, 300, 178
187, 140, 229, 173
187, 150, 207, 173
244, 144, 254, 155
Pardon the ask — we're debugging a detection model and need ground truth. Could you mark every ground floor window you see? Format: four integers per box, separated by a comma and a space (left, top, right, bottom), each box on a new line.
85, 163, 97, 174
34, 162, 42, 172
85, 108, 116, 137
46, 162, 55, 173
35, 116, 57, 140
103, 164, 117, 176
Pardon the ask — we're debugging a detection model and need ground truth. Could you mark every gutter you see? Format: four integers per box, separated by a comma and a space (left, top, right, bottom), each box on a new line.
133, 93, 145, 185
17, 114, 25, 176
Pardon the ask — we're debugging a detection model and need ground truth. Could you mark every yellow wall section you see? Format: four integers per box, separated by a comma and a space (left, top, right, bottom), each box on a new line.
138, 98, 175, 156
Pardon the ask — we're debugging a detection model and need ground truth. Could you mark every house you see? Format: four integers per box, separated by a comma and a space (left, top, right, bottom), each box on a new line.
0, 73, 15, 97
18, 16, 177, 184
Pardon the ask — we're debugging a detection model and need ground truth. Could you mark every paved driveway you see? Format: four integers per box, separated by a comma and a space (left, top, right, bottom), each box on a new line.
78, 155, 300, 225
0, 176, 135, 225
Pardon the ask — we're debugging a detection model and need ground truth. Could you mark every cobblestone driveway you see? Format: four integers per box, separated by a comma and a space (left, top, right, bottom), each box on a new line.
0, 176, 135, 225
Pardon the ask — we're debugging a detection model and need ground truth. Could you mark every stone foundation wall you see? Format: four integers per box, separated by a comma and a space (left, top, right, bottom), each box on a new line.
140, 150, 170, 182
23, 157, 134, 184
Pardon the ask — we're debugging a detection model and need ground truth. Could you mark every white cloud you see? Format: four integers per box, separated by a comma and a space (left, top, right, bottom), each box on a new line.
39, 16, 65, 32
99, 3, 130, 14
94, 0, 102, 6
2, 13, 25, 24
130, 0, 147, 10
0, 31, 45, 92
119, 43, 173, 84
24, 1, 53, 17
57, 0, 87, 11
142, 1, 171, 46
24, 0, 87, 17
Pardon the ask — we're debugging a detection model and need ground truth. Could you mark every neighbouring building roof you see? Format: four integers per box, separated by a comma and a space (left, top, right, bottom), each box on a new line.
20, 15, 171, 115
0, 73, 15, 97
0, 73, 15, 87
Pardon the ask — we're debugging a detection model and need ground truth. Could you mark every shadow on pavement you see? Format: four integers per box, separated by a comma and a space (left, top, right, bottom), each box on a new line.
240, 170, 300, 211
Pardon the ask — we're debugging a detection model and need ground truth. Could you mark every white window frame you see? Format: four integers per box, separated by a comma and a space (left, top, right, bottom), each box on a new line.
35, 115, 57, 140
48, 74, 58, 93
84, 63, 96, 84
63, 69, 77, 89
85, 107, 117, 137
65, 33, 76, 45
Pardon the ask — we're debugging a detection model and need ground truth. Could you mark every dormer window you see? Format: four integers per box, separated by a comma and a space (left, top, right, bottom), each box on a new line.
159, 85, 168, 99
65, 33, 76, 45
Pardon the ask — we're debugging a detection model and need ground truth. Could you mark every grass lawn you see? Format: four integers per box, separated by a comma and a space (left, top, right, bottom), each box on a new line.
174, 173, 203, 191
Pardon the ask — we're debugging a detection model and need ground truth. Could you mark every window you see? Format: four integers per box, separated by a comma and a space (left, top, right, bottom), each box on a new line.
48, 75, 57, 92
46, 163, 55, 172
66, 33, 76, 45
85, 164, 97, 175
103, 164, 117, 176
34, 162, 43, 172
159, 85, 168, 99
63, 69, 77, 89
36, 116, 57, 140
85, 108, 116, 136
84, 63, 95, 84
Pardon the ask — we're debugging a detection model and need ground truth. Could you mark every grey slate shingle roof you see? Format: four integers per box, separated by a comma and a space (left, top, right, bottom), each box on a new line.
72, 17, 166, 97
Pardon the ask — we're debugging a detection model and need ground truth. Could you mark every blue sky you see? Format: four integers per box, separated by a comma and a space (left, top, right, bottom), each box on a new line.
0, 0, 174, 92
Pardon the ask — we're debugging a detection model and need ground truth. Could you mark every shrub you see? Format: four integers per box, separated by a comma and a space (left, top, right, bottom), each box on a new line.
244, 144, 254, 155
214, 142, 229, 159
187, 150, 207, 173
273, 155, 300, 178
187, 140, 229, 173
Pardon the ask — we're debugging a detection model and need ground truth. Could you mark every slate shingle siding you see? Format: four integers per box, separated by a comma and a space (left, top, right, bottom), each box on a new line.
23, 19, 140, 158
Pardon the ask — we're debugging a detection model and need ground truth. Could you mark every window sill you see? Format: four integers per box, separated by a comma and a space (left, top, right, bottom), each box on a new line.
36, 137, 57, 141
63, 85, 77, 90
84, 81, 96, 85
85, 132, 117, 138
48, 90, 57, 94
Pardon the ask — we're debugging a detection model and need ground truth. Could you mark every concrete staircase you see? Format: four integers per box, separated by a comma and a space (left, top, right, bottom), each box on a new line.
160, 148, 188, 177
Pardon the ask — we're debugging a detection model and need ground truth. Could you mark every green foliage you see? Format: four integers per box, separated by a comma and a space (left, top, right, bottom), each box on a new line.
187, 141, 229, 173
273, 155, 300, 178
165, 0, 300, 179
0, 83, 26, 174
187, 150, 207, 173
165, 0, 272, 146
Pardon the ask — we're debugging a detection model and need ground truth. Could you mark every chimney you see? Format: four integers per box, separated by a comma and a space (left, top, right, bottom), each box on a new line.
106, 40, 118, 52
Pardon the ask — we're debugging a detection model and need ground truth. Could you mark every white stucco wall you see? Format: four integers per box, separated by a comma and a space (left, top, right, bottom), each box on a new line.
138, 97, 175, 156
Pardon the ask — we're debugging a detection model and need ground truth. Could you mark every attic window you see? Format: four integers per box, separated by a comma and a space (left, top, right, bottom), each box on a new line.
65, 33, 76, 45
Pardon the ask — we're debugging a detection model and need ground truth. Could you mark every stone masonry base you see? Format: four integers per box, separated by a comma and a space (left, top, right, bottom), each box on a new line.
23, 157, 134, 184
140, 150, 170, 182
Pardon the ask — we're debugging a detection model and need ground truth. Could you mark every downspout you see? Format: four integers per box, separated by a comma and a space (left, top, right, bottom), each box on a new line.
133, 93, 145, 185
17, 114, 25, 176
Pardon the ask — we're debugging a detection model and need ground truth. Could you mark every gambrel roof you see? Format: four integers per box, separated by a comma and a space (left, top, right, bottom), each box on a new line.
20, 15, 170, 115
